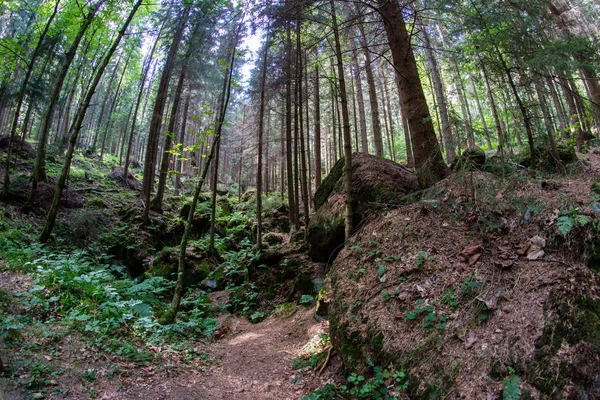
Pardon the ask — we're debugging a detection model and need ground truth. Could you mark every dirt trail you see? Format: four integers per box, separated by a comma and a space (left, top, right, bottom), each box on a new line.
89, 310, 329, 400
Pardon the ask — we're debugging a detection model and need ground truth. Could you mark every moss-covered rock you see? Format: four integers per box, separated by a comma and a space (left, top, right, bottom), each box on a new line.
148, 246, 210, 286
519, 142, 576, 172
452, 147, 486, 171
307, 153, 419, 261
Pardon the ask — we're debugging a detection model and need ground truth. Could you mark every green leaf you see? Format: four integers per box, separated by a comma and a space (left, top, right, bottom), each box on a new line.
557, 216, 574, 237
503, 374, 521, 400
377, 264, 387, 278
132, 302, 152, 317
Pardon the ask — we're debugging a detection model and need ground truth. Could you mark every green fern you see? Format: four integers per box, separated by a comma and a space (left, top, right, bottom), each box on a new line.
557, 210, 590, 237
503, 374, 521, 400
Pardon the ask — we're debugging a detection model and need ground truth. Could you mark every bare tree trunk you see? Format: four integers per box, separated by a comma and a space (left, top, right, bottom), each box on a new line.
421, 21, 454, 161
142, 6, 190, 223
546, 76, 567, 134
535, 80, 564, 173
256, 27, 271, 250
123, 23, 163, 183
297, 22, 309, 234
469, 75, 492, 150
379, 0, 446, 187
314, 61, 322, 190
152, 63, 187, 210
357, 21, 383, 157
558, 76, 583, 147
380, 67, 397, 161
330, 0, 354, 242
349, 38, 368, 153
480, 62, 505, 151
40, 0, 143, 242
175, 92, 190, 195
285, 21, 296, 232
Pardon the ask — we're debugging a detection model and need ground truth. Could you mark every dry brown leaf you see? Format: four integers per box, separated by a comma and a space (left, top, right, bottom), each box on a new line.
461, 244, 483, 258
468, 253, 481, 266
465, 332, 477, 349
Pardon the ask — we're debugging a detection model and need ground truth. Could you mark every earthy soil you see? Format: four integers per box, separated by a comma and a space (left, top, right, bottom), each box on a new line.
1, 298, 336, 400
325, 154, 600, 398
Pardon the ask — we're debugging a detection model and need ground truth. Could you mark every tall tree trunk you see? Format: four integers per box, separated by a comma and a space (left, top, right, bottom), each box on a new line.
469, 75, 493, 150
380, 67, 397, 161
123, 22, 164, 183
314, 61, 322, 190
142, 5, 190, 223
357, 21, 383, 157
329, 0, 354, 242
297, 21, 309, 234
175, 92, 190, 195
558, 76, 583, 144
152, 63, 187, 210
100, 54, 131, 162
535, 80, 564, 173
546, 76, 567, 134
479, 61, 505, 151
285, 21, 296, 232
420, 21, 454, 161
3, 0, 60, 198
256, 27, 271, 250
349, 38, 369, 153
40, 0, 143, 242
379, 0, 446, 187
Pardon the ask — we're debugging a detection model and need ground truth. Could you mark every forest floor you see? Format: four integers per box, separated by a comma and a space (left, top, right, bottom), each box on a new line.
2, 293, 336, 400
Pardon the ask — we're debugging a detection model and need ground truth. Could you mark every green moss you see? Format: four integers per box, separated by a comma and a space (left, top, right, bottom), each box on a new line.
340, 329, 364, 370
532, 296, 600, 394
314, 157, 346, 211
274, 302, 298, 318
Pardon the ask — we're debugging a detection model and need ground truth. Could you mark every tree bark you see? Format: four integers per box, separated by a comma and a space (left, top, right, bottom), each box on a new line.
349, 38, 369, 154
378, 0, 446, 187
285, 21, 296, 232
469, 75, 493, 150
152, 62, 188, 210
256, 27, 271, 250
421, 21, 454, 161
142, 5, 190, 223
314, 61, 322, 190
174, 92, 190, 195
330, 0, 354, 242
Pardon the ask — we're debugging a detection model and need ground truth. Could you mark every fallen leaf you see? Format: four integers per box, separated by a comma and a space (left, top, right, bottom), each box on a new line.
496, 192, 504, 200
527, 250, 545, 260
516, 244, 531, 256
465, 332, 477, 349
494, 260, 514, 269
461, 244, 482, 258
477, 290, 502, 310
468, 253, 481, 266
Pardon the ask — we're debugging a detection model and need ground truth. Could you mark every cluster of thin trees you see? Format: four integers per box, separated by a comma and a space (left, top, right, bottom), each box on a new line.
1, 0, 599, 245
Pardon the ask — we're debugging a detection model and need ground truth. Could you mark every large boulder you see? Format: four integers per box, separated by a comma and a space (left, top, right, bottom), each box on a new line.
452, 147, 486, 171
307, 153, 419, 261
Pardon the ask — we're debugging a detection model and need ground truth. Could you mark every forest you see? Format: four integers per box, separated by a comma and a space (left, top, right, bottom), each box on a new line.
0, 0, 599, 398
